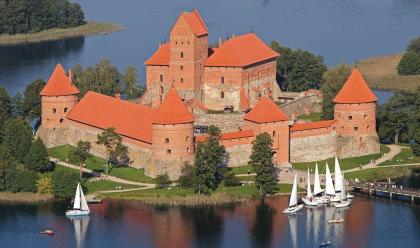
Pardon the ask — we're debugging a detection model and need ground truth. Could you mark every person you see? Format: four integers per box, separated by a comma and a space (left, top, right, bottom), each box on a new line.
247, 169, 251, 175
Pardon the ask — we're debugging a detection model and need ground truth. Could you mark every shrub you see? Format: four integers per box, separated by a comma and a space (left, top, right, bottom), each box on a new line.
36, 176, 53, 194
155, 173, 171, 189
223, 172, 241, 187
52, 170, 79, 198
178, 163, 194, 188
11, 167, 38, 193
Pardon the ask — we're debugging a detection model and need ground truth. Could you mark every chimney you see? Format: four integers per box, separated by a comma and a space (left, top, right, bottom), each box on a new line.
115, 93, 121, 100
218, 37, 222, 47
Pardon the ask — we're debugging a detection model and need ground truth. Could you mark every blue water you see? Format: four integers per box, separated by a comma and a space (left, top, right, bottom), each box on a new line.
1, 0, 420, 96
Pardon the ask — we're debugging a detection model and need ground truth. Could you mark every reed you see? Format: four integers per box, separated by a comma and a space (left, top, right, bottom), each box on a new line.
0, 192, 53, 203
136, 193, 252, 207
0, 22, 123, 45
357, 53, 420, 93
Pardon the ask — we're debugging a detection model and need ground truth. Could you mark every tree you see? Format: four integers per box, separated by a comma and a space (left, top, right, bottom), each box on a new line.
249, 133, 278, 196
320, 65, 352, 119
10, 167, 38, 193
155, 173, 171, 189
24, 138, 53, 172
96, 127, 122, 174
410, 88, 420, 156
122, 66, 145, 99
36, 176, 53, 194
0, 86, 12, 142
22, 79, 45, 120
11, 92, 24, 117
397, 51, 420, 75
223, 171, 241, 187
194, 125, 226, 195
109, 142, 130, 168
178, 162, 195, 188
2, 117, 33, 163
407, 37, 420, 54
0, 145, 17, 191
52, 170, 80, 198
69, 140, 91, 178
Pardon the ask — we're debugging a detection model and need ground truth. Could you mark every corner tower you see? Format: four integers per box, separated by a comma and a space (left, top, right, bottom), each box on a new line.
149, 88, 195, 179
334, 69, 380, 158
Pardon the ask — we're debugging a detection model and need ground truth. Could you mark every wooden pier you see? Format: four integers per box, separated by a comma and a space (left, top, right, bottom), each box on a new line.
351, 182, 420, 204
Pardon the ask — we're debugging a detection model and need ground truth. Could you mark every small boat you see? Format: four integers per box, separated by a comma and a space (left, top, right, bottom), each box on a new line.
40, 229, 54, 236
327, 218, 344, 224
335, 173, 352, 208
66, 183, 90, 217
283, 174, 304, 214
302, 168, 319, 206
319, 241, 334, 247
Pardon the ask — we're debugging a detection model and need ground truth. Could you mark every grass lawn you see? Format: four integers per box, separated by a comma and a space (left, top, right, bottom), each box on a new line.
298, 112, 322, 122
230, 165, 254, 175
292, 145, 390, 172
84, 180, 140, 193
344, 165, 420, 181
49, 145, 155, 183
237, 175, 256, 181
377, 147, 420, 166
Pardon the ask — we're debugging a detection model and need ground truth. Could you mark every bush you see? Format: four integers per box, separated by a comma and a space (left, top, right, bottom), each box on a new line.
178, 163, 194, 188
36, 176, 53, 195
223, 172, 241, 187
397, 51, 420, 75
11, 167, 38, 193
155, 173, 171, 189
52, 170, 80, 198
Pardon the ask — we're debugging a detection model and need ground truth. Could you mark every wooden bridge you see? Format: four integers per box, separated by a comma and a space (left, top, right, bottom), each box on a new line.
351, 182, 420, 204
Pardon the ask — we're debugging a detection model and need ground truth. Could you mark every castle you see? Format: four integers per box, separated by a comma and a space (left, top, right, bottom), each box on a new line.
37, 10, 380, 179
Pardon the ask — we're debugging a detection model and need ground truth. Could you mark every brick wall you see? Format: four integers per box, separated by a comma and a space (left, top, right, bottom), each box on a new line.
194, 112, 245, 132
290, 128, 337, 162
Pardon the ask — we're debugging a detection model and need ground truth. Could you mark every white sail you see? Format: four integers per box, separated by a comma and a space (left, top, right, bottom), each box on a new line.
325, 162, 335, 196
313, 163, 323, 195
73, 183, 81, 209
79, 185, 90, 211
306, 168, 312, 198
334, 157, 343, 192
289, 174, 298, 207
340, 174, 346, 201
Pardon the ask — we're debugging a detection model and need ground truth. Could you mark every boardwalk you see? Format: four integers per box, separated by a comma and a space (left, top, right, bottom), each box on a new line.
351, 181, 420, 204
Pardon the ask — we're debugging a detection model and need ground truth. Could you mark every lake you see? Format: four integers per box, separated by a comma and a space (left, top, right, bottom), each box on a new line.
0, 196, 419, 248
1, 0, 420, 96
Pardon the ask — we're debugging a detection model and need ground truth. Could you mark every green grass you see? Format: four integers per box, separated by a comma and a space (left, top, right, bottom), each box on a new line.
84, 180, 140, 193
49, 145, 155, 183
292, 144, 390, 172
230, 165, 254, 175
345, 165, 420, 181
237, 175, 256, 181
298, 112, 322, 121
378, 147, 420, 166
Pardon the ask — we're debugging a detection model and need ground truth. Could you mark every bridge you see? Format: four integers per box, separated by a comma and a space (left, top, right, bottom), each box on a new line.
351, 181, 420, 204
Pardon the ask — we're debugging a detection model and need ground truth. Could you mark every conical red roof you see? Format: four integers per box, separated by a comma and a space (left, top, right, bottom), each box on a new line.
333, 69, 377, 103
152, 88, 194, 124
40, 64, 79, 96
244, 97, 288, 123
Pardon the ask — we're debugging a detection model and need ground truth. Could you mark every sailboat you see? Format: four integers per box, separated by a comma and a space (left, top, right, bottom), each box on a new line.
313, 163, 328, 204
283, 174, 304, 214
334, 157, 343, 193
325, 162, 339, 203
335, 174, 352, 208
66, 183, 90, 216
302, 168, 318, 206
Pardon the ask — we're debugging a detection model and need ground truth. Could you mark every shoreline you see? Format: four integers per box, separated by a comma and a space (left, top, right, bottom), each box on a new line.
0, 21, 124, 46
0, 192, 53, 203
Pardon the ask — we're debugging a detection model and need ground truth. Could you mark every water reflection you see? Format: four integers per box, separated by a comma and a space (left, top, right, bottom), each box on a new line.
251, 200, 275, 248
69, 216, 90, 248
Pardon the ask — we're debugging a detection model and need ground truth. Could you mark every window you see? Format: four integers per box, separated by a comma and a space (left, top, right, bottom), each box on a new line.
180, 52, 184, 58
354, 126, 358, 132
367, 125, 370, 131
180, 78, 184, 83
272, 131, 276, 137
166, 149, 172, 155
160, 74, 163, 82
64, 107, 68, 113
160, 95, 163, 103
59, 119, 64, 123
186, 136, 189, 142
160, 86, 164, 94
180, 65, 183, 71
52, 108, 56, 113
221, 77, 224, 84
187, 147, 190, 153
348, 115, 352, 120
221, 91, 225, 98
364, 114, 367, 120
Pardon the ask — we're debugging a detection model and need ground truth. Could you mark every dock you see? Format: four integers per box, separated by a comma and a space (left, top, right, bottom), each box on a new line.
85, 194, 102, 204
351, 182, 420, 204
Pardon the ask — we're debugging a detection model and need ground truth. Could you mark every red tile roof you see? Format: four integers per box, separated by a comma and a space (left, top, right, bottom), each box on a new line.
290, 120, 336, 132
67, 91, 156, 143
205, 33, 279, 67
144, 43, 170, 66
240, 88, 250, 109
152, 88, 195, 124
333, 69, 377, 104
244, 97, 288, 123
40, 64, 79, 96
196, 129, 254, 143
182, 9, 208, 36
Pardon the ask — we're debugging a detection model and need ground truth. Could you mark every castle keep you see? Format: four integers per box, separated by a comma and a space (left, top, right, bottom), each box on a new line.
37, 10, 380, 179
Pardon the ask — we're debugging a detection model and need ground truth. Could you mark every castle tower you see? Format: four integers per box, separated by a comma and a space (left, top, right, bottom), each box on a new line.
40, 64, 79, 129
334, 69, 380, 158
168, 9, 208, 98
243, 97, 290, 165
150, 88, 195, 179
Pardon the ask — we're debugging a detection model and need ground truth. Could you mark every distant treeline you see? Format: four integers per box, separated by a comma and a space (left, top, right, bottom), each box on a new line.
0, 0, 85, 35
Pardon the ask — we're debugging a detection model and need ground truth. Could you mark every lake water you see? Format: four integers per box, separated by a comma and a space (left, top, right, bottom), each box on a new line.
1, 0, 420, 96
0, 196, 419, 248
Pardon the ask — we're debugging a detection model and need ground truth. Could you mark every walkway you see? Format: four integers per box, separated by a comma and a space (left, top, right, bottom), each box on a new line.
343, 144, 401, 172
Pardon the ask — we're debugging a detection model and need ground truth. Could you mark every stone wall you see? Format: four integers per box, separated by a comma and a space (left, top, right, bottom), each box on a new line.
336, 134, 380, 158
280, 94, 322, 118
225, 143, 253, 167
194, 112, 245, 132
290, 130, 337, 162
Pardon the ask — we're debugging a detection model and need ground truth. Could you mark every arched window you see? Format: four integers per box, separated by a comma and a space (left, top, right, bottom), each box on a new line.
64, 107, 68, 113
165, 138, 169, 144
180, 78, 184, 83
166, 149, 172, 154
354, 126, 358, 132
364, 114, 367, 120
59, 119, 64, 123
348, 115, 352, 120
272, 131, 276, 137
52, 108, 56, 113
221, 91, 224, 98
180, 52, 184, 58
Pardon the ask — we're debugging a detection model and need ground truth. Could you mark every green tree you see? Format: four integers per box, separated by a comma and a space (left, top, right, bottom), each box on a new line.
11, 167, 38, 193
0, 145, 17, 191
2, 117, 33, 163
249, 133, 278, 196
320, 65, 352, 119
69, 140, 91, 178
96, 127, 122, 174
52, 170, 80, 198
22, 79, 45, 120
11, 92, 24, 117
178, 162, 195, 188
155, 172, 171, 189
36, 176, 53, 194
194, 125, 226, 195
407, 37, 420, 54
397, 51, 420, 75
0, 86, 12, 142
223, 171, 241, 187
122, 66, 145, 99
24, 138, 53, 172
109, 142, 130, 168
410, 88, 420, 156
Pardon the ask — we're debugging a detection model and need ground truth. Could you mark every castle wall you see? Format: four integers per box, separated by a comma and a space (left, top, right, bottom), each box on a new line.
194, 112, 245, 132
41, 95, 78, 128
279, 93, 322, 118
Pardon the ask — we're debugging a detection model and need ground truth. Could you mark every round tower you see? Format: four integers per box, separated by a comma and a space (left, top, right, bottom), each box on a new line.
150, 88, 195, 179
40, 64, 79, 129
334, 69, 379, 158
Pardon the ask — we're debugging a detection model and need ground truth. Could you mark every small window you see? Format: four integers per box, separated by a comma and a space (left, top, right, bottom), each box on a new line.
180, 78, 184, 83
64, 107, 68, 113
59, 119, 64, 123
367, 125, 370, 131
160, 86, 164, 94
160, 95, 163, 103
272, 131, 276, 137
166, 149, 171, 155
180, 52, 184, 58
187, 147, 190, 153
180, 65, 183, 71
364, 114, 367, 120
348, 115, 352, 120
354, 126, 358, 132
221, 77, 225, 84
160, 74, 163, 82
221, 91, 225, 98
186, 136, 189, 142
165, 138, 169, 144
52, 108, 56, 113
